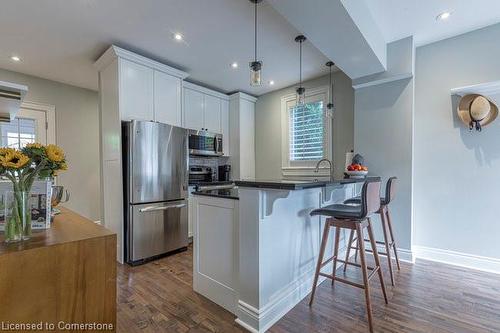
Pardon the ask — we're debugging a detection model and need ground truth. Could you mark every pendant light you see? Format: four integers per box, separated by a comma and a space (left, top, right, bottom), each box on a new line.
326, 61, 335, 118
295, 35, 306, 106
249, 0, 263, 86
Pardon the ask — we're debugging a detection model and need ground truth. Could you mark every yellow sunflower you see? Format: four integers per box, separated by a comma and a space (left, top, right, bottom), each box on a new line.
0, 150, 30, 169
46, 144, 65, 162
0, 147, 15, 157
25, 142, 44, 149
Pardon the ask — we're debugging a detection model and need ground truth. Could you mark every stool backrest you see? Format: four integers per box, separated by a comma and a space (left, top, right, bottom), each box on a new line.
384, 177, 397, 204
361, 179, 381, 218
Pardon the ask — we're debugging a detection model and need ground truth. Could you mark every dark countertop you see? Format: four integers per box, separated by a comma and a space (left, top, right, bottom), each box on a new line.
189, 180, 234, 187
192, 188, 239, 200
235, 176, 380, 190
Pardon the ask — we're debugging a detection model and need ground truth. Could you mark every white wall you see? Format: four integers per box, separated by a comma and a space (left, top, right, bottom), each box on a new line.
255, 72, 354, 179
353, 37, 415, 254
0, 68, 100, 221
414, 23, 500, 260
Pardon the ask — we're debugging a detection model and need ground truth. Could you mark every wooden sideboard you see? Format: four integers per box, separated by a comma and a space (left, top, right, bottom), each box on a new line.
0, 207, 116, 332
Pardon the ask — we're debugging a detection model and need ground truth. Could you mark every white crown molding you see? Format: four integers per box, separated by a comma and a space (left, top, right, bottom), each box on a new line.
182, 81, 229, 100
229, 92, 257, 103
413, 245, 500, 275
94, 45, 189, 79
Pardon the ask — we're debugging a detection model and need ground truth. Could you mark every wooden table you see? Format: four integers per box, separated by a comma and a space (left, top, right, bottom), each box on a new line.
0, 207, 116, 332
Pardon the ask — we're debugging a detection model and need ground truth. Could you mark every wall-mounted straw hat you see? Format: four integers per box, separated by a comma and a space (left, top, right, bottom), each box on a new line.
457, 94, 498, 131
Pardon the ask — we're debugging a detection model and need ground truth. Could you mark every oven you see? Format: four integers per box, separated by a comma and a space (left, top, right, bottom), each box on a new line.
189, 166, 214, 185
188, 129, 223, 156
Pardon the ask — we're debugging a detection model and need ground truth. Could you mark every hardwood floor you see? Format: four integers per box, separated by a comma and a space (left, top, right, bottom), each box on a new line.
117, 245, 500, 332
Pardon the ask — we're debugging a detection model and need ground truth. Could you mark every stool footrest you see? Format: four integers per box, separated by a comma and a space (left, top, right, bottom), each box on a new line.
336, 258, 375, 271
319, 272, 365, 289
353, 237, 387, 246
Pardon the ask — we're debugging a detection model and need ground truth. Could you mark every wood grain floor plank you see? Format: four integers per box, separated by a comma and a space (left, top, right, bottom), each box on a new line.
117, 246, 500, 333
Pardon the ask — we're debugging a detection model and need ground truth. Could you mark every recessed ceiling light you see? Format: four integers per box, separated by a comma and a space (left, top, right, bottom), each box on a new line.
231, 62, 238, 69
10, 56, 21, 62
173, 33, 183, 41
269, 80, 275, 85
436, 11, 452, 21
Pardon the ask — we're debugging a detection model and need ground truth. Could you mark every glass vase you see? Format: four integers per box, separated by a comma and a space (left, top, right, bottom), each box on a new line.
4, 191, 31, 242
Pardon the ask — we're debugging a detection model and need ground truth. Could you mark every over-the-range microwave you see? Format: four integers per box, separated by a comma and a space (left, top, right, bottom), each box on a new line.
188, 129, 223, 157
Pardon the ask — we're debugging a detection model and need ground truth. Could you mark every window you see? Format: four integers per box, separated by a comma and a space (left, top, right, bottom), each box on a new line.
289, 101, 324, 161
0, 103, 55, 149
281, 86, 332, 177
0, 118, 36, 149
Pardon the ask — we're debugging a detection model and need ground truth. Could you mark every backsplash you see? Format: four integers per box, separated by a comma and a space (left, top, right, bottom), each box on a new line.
189, 156, 230, 180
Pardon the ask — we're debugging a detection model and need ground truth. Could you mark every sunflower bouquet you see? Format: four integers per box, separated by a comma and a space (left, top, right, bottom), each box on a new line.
0, 143, 67, 242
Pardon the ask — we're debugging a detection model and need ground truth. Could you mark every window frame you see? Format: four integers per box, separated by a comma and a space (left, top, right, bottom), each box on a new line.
281, 86, 332, 178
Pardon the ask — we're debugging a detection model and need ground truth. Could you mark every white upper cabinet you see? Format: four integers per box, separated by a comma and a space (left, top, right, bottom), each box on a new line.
182, 82, 228, 135
154, 71, 182, 127
183, 88, 205, 130
221, 99, 230, 156
119, 59, 154, 121
203, 94, 222, 133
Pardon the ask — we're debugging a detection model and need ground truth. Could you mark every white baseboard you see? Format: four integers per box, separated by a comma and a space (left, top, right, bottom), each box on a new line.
235, 245, 350, 333
397, 247, 415, 263
413, 245, 500, 275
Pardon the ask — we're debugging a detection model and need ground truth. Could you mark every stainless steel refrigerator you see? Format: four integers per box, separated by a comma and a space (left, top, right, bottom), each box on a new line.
122, 120, 188, 265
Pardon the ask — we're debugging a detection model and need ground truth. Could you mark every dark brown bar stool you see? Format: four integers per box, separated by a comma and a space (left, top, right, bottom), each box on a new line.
309, 179, 388, 333
344, 177, 401, 286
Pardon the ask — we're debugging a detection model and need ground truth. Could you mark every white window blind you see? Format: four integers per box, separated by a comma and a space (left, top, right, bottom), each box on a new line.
289, 101, 324, 161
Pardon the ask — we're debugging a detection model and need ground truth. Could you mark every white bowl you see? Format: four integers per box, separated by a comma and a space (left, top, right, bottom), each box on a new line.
345, 170, 368, 178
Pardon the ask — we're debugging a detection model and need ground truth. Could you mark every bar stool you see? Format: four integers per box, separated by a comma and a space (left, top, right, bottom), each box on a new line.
344, 177, 401, 286
309, 179, 388, 333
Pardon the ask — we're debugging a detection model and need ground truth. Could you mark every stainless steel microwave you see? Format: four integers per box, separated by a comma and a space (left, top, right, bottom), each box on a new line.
188, 129, 223, 156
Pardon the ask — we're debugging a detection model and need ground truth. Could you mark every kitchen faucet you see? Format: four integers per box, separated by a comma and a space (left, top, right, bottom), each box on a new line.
314, 158, 334, 181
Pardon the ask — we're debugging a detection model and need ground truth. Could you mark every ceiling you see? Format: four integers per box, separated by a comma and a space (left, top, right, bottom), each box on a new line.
0, 0, 331, 95
363, 0, 500, 46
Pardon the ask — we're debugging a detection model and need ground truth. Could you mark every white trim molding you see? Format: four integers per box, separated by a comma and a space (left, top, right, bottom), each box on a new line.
413, 245, 500, 275
20, 101, 56, 145
94, 45, 189, 79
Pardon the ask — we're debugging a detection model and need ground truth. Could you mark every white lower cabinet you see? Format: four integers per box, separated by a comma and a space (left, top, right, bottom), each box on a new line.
192, 195, 238, 313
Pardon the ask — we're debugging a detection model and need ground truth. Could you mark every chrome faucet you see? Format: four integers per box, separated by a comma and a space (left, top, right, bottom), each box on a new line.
314, 158, 334, 181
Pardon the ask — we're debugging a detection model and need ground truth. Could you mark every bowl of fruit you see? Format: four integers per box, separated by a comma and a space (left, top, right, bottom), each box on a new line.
346, 163, 368, 178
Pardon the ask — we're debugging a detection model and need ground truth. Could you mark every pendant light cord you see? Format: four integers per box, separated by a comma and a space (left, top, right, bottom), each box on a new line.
254, 1, 257, 62
329, 65, 332, 103
299, 40, 302, 88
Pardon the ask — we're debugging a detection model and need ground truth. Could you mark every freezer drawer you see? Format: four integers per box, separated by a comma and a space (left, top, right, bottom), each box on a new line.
127, 200, 188, 263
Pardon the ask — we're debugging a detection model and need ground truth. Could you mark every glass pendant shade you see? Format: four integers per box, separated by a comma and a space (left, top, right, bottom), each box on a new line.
296, 87, 305, 106
250, 61, 262, 86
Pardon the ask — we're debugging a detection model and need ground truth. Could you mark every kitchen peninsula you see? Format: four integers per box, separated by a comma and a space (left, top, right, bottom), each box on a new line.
192, 177, 377, 333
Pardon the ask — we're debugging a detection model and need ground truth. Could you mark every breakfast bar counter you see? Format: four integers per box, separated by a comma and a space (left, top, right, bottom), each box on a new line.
192, 177, 376, 332
235, 176, 379, 190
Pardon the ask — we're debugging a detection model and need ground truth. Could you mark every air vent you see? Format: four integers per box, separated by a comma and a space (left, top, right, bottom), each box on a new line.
0, 80, 28, 123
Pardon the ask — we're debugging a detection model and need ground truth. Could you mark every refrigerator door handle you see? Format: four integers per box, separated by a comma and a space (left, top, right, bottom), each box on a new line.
139, 203, 187, 213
